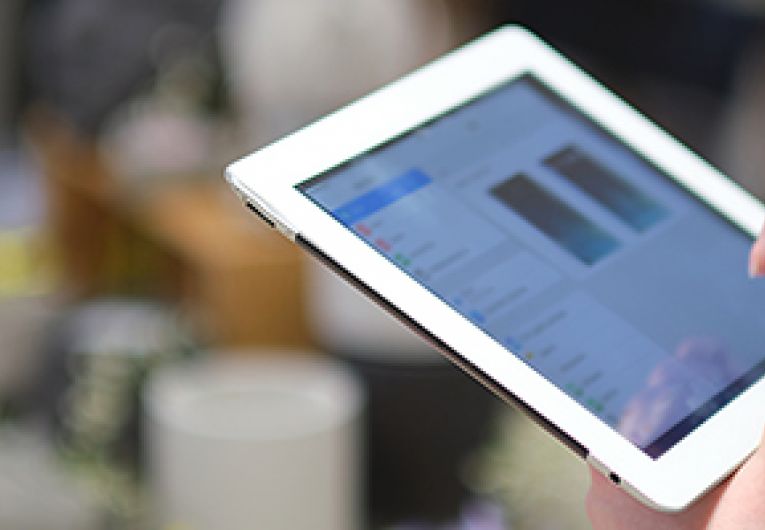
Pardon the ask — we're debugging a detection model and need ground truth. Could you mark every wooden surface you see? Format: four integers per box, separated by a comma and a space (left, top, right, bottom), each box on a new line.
27, 110, 312, 348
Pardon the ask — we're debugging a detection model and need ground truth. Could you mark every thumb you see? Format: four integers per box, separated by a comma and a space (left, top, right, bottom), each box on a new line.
749, 224, 765, 278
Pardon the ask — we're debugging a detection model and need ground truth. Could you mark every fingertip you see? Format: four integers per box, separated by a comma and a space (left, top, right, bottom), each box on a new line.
749, 228, 765, 278
749, 252, 763, 278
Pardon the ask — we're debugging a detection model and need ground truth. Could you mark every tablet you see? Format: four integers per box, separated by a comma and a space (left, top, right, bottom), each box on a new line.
225, 26, 765, 511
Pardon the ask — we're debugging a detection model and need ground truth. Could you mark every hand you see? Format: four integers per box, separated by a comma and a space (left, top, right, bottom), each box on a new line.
586, 225, 765, 529
750, 223, 765, 278
587, 428, 765, 529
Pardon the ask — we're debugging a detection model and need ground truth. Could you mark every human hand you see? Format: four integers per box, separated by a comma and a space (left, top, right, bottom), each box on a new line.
587, 224, 765, 529
750, 223, 765, 278
587, 427, 765, 529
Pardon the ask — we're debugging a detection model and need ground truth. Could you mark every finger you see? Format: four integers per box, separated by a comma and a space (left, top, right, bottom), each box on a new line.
749, 224, 765, 278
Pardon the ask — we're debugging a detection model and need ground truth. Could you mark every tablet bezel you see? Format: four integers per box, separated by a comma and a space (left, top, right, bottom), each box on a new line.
226, 26, 765, 511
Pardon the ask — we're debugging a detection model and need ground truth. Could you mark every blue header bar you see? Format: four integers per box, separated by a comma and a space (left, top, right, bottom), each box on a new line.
332, 169, 432, 225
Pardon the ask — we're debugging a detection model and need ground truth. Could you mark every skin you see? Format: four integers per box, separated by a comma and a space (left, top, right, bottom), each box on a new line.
752, 224, 765, 278
586, 224, 765, 530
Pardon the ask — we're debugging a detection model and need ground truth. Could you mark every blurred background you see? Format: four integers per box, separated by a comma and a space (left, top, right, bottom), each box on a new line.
1, 1, 765, 529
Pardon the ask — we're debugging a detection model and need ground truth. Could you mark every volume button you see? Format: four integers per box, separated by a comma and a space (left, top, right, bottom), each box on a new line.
245, 202, 276, 229
273, 219, 297, 241
244, 201, 297, 241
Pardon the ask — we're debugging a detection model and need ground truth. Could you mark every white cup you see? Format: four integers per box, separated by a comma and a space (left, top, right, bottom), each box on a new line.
144, 355, 364, 530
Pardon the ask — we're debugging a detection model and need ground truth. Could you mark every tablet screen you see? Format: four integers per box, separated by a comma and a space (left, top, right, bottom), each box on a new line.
298, 74, 765, 458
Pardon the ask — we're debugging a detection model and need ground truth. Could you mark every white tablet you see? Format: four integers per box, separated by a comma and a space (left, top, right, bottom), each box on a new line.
225, 26, 765, 511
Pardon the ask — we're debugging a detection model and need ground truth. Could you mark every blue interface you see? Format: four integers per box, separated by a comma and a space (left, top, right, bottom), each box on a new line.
299, 75, 765, 458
